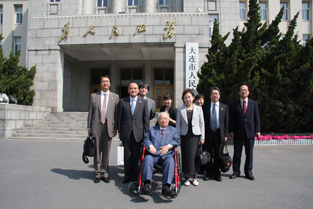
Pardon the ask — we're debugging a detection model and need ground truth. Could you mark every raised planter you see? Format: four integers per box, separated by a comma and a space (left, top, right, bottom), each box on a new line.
255, 139, 313, 146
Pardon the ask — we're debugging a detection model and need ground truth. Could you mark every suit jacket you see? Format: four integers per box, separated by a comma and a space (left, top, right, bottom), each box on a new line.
159, 105, 177, 127
176, 104, 205, 140
117, 96, 149, 142
87, 91, 119, 138
146, 97, 156, 120
229, 99, 260, 139
143, 125, 180, 158
202, 102, 229, 142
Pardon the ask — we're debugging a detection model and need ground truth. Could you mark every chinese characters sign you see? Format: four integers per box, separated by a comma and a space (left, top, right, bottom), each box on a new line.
164, 20, 175, 40
185, 43, 199, 92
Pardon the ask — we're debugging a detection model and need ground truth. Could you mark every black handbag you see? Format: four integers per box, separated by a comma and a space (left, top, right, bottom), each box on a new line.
196, 145, 211, 166
220, 142, 232, 173
82, 135, 96, 164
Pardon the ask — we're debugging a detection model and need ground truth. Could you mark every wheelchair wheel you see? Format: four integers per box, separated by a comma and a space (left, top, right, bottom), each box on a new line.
128, 181, 139, 194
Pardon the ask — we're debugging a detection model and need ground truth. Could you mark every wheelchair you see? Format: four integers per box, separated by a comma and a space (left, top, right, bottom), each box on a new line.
128, 146, 183, 197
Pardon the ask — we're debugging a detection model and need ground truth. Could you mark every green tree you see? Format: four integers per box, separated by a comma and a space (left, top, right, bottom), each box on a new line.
0, 35, 36, 105
198, 0, 312, 133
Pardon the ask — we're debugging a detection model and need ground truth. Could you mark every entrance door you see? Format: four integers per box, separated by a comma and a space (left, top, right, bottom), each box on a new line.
154, 68, 174, 112
90, 68, 110, 94
154, 86, 174, 111
117, 68, 143, 98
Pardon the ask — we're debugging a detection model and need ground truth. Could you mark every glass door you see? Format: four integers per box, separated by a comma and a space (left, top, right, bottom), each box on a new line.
154, 68, 174, 112
90, 68, 110, 94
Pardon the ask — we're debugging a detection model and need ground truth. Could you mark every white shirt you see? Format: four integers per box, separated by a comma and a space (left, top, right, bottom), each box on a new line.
139, 95, 146, 99
240, 98, 248, 109
101, 90, 109, 119
211, 101, 220, 129
159, 126, 172, 149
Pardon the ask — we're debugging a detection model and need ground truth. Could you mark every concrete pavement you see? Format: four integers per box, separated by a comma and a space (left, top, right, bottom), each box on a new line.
0, 138, 312, 209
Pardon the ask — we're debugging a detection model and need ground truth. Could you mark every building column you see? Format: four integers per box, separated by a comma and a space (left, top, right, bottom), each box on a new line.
82, 1, 92, 14
28, 48, 64, 112
174, 45, 184, 108
112, 0, 122, 13
144, 0, 154, 13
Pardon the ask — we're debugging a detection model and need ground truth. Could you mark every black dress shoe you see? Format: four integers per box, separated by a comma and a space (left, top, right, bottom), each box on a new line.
102, 177, 110, 183
142, 184, 151, 194
229, 173, 240, 179
203, 175, 212, 181
122, 178, 131, 184
245, 175, 255, 181
214, 177, 222, 182
94, 177, 100, 183
162, 184, 172, 196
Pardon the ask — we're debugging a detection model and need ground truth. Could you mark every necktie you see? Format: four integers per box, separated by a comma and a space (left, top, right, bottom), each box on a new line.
101, 93, 107, 124
131, 98, 135, 115
211, 103, 217, 132
161, 129, 164, 139
243, 100, 247, 117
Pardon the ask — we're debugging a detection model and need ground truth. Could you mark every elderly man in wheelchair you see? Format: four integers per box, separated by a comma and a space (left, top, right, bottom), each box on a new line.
141, 112, 180, 196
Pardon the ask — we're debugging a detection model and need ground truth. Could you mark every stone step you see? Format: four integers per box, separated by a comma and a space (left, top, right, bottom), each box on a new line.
12, 133, 88, 138
15, 130, 87, 135
25, 124, 87, 128
17, 127, 87, 131
8, 136, 120, 141
8, 112, 158, 141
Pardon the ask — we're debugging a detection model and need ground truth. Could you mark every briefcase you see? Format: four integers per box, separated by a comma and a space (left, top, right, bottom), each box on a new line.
82, 135, 96, 164
220, 141, 232, 173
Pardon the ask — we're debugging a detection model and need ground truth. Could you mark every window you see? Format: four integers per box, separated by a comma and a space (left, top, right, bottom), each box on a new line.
159, 0, 170, 5
128, 0, 138, 6
280, 2, 288, 21
50, 0, 60, 2
259, 2, 267, 20
303, 35, 310, 46
0, 6, 3, 24
14, 37, 21, 54
97, 0, 108, 7
15, 6, 23, 23
208, 1, 216, 11
240, 2, 246, 20
209, 15, 219, 38
303, 2, 310, 20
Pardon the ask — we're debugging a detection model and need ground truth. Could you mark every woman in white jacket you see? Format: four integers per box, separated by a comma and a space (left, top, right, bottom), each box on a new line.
176, 89, 205, 186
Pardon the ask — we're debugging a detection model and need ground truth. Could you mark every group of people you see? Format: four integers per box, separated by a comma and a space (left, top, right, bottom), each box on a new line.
87, 75, 261, 195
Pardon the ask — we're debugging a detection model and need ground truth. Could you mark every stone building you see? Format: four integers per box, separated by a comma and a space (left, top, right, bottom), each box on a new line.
1, 0, 312, 112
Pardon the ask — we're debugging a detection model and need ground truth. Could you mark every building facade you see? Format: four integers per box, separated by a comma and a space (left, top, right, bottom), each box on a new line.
1, 0, 312, 112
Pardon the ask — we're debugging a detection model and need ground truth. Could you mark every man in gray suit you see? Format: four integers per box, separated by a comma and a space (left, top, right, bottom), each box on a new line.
139, 82, 155, 120
87, 75, 119, 183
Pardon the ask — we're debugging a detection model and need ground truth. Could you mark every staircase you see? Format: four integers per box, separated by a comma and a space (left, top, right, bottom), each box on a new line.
9, 112, 88, 140
9, 112, 159, 140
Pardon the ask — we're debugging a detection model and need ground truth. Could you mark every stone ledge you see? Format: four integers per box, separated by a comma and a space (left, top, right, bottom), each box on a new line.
0, 104, 52, 139
30, 12, 209, 21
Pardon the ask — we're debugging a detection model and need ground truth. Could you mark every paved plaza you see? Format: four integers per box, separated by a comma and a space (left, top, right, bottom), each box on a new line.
0, 138, 312, 209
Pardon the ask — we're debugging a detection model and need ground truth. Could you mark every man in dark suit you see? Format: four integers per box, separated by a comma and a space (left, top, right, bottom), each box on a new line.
229, 85, 260, 180
202, 87, 229, 182
141, 112, 180, 196
139, 81, 155, 120
87, 75, 119, 183
118, 82, 149, 184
